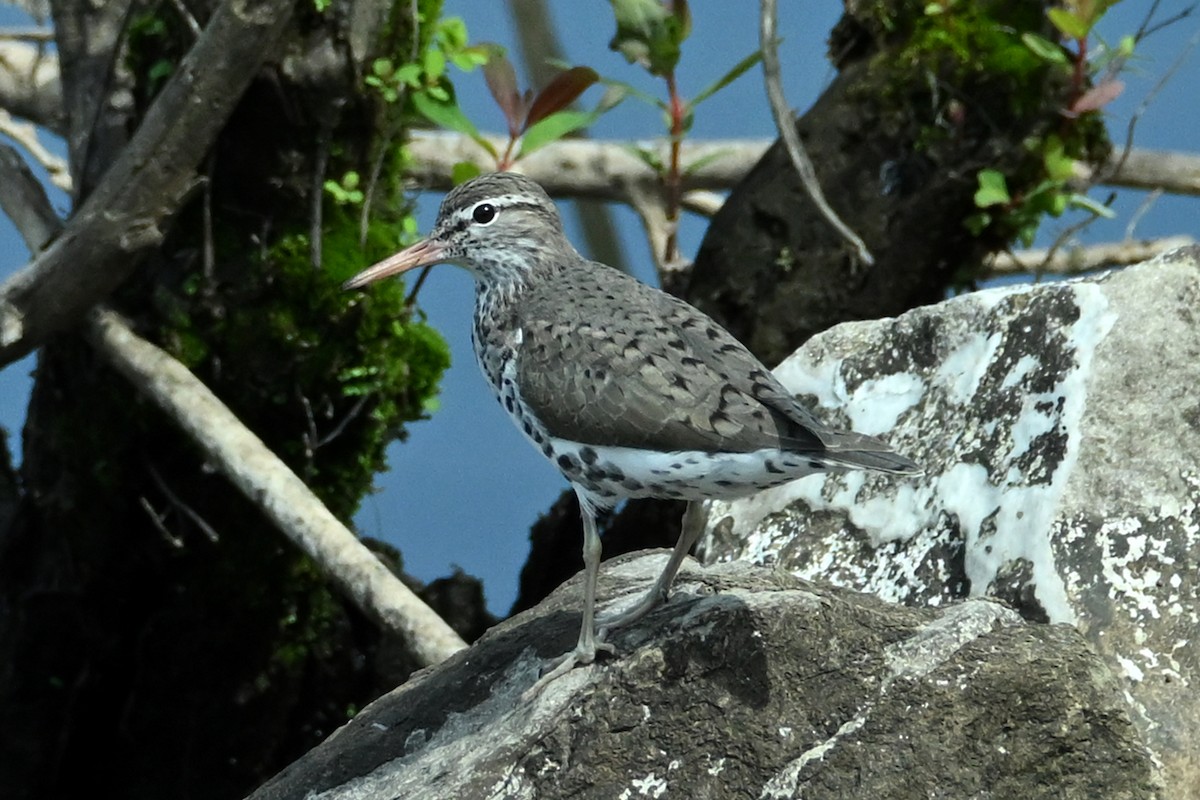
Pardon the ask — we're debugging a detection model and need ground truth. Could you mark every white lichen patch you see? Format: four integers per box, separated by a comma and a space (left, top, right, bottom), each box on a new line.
619, 772, 668, 799
707, 280, 1118, 627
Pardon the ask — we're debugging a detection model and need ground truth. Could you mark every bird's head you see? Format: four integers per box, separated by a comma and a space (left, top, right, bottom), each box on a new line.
343, 172, 575, 291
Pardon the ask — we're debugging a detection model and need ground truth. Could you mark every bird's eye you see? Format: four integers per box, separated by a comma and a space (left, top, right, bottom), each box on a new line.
472, 203, 497, 225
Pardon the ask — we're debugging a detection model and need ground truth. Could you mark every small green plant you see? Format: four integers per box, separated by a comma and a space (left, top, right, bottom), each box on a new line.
606, 0, 762, 264
965, 1, 1124, 247
479, 50, 602, 171
324, 171, 365, 206
968, 135, 1113, 247
365, 15, 489, 118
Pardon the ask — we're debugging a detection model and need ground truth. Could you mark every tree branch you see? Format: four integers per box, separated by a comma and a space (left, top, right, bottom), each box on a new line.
759, 0, 872, 265
0, 39, 63, 132
0, 107, 69, 190
0, 0, 297, 369
0, 102, 468, 670
85, 307, 468, 668
0, 141, 60, 251
986, 235, 1194, 276
404, 133, 1200, 201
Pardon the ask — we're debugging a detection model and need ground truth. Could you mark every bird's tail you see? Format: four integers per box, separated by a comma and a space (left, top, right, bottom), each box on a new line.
818, 431, 924, 476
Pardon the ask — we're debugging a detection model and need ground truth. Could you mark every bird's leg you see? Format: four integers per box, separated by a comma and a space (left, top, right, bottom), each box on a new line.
597, 500, 707, 637
524, 498, 615, 697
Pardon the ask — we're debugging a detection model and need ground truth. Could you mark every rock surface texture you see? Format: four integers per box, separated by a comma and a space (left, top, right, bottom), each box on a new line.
702, 247, 1200, 797
250, 557, 1158, 800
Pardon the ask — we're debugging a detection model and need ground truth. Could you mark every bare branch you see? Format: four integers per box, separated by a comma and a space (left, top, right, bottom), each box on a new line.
0, 141, 60, 251
986, 236, 1194, 276
0, 0, 298, 369
407, 133, 1200, 202
85, 307, 468, 668
0, 107, 69, 189
404, 133, 764, 197
1100, 148, 1200, 195
759, 0, 872, 266
0, 39, 63, 131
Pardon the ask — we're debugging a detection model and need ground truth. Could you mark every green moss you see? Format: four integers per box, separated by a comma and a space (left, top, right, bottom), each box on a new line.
858, 0, 1113, 259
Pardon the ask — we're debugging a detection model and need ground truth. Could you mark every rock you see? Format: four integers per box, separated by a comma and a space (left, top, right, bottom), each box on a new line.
701, 247, 1200, 796
250, 555, 1158, 800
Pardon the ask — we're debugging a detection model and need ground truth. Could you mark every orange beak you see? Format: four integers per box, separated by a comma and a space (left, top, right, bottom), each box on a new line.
342, 238, 448, 290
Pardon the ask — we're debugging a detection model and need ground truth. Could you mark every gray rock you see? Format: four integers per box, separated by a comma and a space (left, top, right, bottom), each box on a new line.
702, 247, 1200, 796
250, 556, 1158, 800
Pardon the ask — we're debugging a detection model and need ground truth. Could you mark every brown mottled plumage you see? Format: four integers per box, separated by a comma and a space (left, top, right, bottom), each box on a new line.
346, 172, 920, 691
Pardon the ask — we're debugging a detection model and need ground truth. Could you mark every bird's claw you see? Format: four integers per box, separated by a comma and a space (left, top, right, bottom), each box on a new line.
522, 639, 615, 700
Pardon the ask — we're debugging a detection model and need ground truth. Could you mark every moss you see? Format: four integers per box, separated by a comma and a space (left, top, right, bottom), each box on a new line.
850, 0, 1112, 264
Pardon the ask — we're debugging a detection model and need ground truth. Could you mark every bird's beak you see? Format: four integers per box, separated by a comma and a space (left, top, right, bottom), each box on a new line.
342, 238, 447, 290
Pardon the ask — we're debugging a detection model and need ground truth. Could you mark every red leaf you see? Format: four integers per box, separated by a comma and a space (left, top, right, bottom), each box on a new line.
524, 66, 600, 131
483, 47, 524, 138
1069, 79, 1125, 116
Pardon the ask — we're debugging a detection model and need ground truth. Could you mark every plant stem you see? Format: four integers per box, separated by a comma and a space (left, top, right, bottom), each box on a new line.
664, 70, 684, 264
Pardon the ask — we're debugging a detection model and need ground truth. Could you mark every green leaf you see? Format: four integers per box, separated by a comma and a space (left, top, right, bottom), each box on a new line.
451, 161, 483, 184
518, 110, 599, 158
525, 67, 600, 129
1067, 193, 1115, 218
1042, 137, 1076, 183
624, 144, 664, 173
423, 47, 446, 80
682, 148, 732, 175
690, 49, 763, 108
598, 76, 668, 110
1047, 8, 1090, 40
973, 169, 1011, 207
395, 64, 423, 87
1020, 32, 1068, 63
964, 211, 991, 235
411, 90, 498, 158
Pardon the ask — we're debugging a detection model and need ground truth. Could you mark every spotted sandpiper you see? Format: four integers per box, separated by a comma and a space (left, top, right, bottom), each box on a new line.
346, 172, 921, 687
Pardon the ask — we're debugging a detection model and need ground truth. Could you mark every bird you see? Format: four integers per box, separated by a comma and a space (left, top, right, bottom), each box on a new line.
344, 172, 921, 689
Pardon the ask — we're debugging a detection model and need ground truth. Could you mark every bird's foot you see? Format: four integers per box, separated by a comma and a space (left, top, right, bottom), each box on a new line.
522, 638, 616, 700
596, 585, 671, 641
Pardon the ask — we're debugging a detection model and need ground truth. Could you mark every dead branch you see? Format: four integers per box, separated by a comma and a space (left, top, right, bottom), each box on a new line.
404, 133, 1200, 201
986, 235, 1194, 276
86, 307, 468, 667
759, 0, 872, 265
0, 0, 297, 369
0, 39, 63, 131
1, 84, 468, 669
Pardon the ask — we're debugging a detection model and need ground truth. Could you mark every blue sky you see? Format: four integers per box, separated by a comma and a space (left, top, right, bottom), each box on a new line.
1, 2, 1197, 615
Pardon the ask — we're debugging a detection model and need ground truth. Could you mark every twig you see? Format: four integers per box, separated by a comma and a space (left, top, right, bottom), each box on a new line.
985, 236, 1193, 276
147, 461, 220, 543
759, 0, 873, 266
315, 394, 368, 449
681, 190, 724, 217
1124, 189, 1162, 240
140, 496, 185, 548
166, 0, 202, 38
0, 27, 55, 42
1108, 22, 1200, 185
0, 108, 69, 190
85, 307, 468, 667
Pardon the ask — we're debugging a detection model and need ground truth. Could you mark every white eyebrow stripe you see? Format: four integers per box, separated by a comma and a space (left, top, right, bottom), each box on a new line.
447, 193, 546, 226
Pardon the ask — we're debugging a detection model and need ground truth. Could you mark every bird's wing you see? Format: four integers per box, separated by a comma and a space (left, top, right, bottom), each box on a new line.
514, 264, 829, 455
